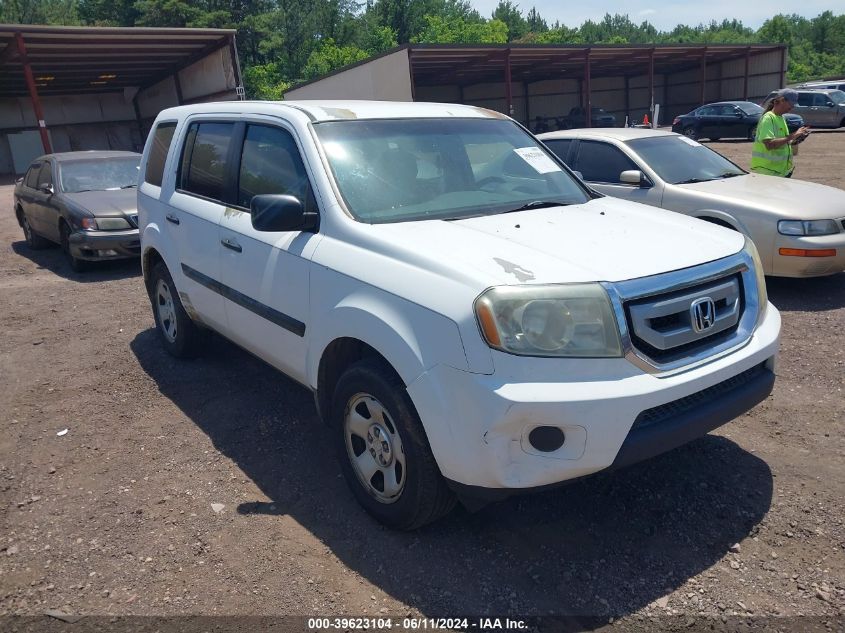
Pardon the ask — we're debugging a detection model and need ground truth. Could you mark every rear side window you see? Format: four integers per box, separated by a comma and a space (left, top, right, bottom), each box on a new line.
574, 141, 638, 184
237, 124, 316, 211
542, 139, 573, 164
179, 122, 235, 202
145, 122, 176, 187
797, 93, 813, 106
25, 163, 41, 188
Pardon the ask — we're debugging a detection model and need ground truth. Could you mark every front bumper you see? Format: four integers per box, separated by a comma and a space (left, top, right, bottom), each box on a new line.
407, 303, 780, 494
771, 231, 845, 277
68, 228, 140, 261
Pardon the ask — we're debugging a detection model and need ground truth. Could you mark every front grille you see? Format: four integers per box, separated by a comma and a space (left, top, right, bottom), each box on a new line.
624, 273, 744, 363
632, 362, 766, 432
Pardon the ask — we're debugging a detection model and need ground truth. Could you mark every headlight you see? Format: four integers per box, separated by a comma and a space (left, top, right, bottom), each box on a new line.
79, 217, 98, 230
744, 238, 768, 318
777, 219, 839, 236
475, 283, 622, 357
95, 217, 132, 230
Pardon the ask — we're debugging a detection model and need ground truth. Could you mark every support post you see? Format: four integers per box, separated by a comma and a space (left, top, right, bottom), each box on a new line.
743, 47, 750, 100
408, 47, 416, 101
649, 48, 655, 120
504, 48, 513, 117
584, 49, 591, 128
780, 46, 786, 87
624, 75, 630, 124
523, 81, 530, 127
173, 73, 184, 105
700, 47, 708, 106
229, 34, 244, 100
15, 33, 52, 154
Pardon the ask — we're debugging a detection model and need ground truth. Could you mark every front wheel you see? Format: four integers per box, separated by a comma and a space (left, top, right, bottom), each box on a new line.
148, 262, 205, 358
747, 125, 757, 141
332, 359, 456, 530
60, 222, 89, 272
682, 126, 699, 140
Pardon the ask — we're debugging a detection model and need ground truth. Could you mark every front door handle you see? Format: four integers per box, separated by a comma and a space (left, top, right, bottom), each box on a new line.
165, 213, 180, 225
221, 238, 242, 253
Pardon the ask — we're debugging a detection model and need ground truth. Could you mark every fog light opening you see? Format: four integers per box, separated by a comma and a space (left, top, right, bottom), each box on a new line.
98, 249, 119, 257
528, 426, 566, 452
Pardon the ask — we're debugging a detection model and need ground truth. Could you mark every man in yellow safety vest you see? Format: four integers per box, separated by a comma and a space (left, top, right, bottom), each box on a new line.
751, 89, 810, 177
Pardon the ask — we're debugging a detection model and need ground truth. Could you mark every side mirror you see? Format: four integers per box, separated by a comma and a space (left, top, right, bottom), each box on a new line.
825, 101, 835, 107
250, 194, 318, 233
39, 183, 54, 195
620, 170, 649, 187
734, 112, 743, 118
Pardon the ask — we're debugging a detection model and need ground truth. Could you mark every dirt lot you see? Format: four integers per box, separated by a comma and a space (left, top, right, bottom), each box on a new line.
1, 131, 844, 632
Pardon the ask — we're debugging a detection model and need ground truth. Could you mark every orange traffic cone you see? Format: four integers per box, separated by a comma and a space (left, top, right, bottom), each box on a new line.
643, 113, 650, 126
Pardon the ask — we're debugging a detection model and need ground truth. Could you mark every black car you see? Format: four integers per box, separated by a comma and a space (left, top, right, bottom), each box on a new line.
559, 106, 617, 129
671, 101, 804, 141
13, 150, 142, 272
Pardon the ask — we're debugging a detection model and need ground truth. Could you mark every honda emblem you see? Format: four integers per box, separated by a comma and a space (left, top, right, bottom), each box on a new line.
690, 297, 716, 333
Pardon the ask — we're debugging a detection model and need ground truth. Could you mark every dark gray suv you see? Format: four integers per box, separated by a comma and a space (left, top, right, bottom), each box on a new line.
764, 89, 845, 128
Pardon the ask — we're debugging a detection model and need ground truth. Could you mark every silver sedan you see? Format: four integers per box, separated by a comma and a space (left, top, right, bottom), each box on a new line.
538, 128, 845, 277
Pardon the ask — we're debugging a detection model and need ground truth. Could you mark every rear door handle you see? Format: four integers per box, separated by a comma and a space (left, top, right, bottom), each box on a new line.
165, 213, 180, 225
221, 238, 242, 253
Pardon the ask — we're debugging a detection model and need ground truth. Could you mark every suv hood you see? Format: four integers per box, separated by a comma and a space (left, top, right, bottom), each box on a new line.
62, 188, 137, 217
369, 197, 744, 286
678, 173, 845, 220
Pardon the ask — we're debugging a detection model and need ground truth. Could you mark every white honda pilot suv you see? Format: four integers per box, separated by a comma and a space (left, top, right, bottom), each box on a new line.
138, 101, 780, 529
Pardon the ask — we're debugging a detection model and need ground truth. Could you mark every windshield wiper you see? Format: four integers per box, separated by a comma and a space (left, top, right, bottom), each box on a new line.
674, 177, 709, 185
120, 184, 137, 189
715, 172, 742, 179
501, 200, 570, 214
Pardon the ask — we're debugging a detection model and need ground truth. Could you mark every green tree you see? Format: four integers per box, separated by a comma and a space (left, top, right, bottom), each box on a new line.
491, 1, 527, 41
414, 15, 507, 43
1, 0, 81, 24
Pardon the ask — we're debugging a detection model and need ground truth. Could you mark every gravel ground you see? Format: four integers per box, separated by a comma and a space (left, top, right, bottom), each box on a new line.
1, 130, 843, 632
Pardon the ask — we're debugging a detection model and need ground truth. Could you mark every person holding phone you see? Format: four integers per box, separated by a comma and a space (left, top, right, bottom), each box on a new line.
751, 88, 811, 177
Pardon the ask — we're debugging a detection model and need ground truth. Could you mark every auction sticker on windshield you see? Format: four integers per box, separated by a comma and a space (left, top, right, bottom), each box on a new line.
514, 147, 561, 173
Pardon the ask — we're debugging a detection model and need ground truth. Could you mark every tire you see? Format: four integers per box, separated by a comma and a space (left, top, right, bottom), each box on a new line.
747, 125, 757, 141
682, 126, 698, 140
19, 209, 50, 249
59, 222, 89, 272
332, 358, 456, 530
148, 261, 205, 358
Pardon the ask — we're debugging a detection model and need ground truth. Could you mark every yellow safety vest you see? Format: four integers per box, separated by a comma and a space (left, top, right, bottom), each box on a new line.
750, 111, 793, 177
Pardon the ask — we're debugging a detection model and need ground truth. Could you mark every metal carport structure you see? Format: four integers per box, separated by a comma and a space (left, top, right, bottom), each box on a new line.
285, 43, 787, 130
0, 24, 243, 174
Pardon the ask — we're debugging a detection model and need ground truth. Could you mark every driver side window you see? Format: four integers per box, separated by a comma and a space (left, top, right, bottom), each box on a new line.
237, 124, 317, 213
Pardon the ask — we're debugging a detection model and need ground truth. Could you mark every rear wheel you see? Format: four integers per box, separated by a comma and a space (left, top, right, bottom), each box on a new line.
59, 222, 89, 272
148, 261, 205, 358
19, 210, 50, 249
332, 358, 456, 530
682, 126, 699, 140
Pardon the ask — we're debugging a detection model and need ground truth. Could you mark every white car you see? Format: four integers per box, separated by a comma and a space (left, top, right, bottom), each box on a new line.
539, 127, 845, 277
138, 101, 780, 529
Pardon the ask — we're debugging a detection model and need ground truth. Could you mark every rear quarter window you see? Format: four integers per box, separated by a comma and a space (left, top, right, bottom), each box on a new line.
145, 122, 177, 187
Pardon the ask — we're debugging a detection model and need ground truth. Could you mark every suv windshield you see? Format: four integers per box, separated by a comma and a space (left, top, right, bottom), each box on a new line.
627, 136, 746, 184
60, 157, 141, 193
314, 118, 589, 223
829, 90, 845, 104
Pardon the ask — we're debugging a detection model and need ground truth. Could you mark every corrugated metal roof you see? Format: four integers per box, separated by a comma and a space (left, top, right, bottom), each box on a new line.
0, 24, 235, 98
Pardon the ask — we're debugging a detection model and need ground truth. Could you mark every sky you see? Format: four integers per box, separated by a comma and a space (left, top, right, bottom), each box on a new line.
469, 1, 842, 32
